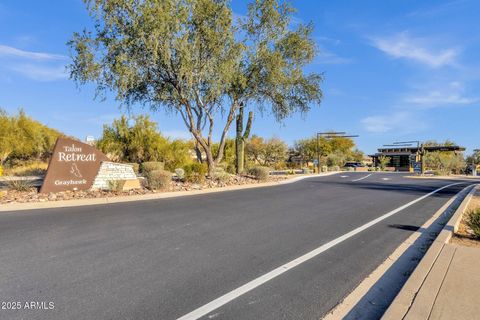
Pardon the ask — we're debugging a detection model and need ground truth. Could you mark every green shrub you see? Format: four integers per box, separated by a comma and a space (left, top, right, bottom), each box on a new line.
183, 163, 208, 183
6, 178, 33, 191
249, 166, 270, 181
146, 169, 172, 190
466, 208, 480, 238
140, 161, 164, 174
107, 180, 126, 192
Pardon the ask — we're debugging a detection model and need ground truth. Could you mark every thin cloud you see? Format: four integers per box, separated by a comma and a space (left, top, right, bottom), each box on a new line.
405, 81, 479, 107
9, 64, 67, 81
370, 32, 459, 68
361, 112, 426, 134
407, 0, 468, 18
0, 44, 66, 61
0, 44, 68, 81
316, 48, 351, 65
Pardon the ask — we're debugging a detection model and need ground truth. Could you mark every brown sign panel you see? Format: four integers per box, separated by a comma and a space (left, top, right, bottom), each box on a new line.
40, 137, 109, 193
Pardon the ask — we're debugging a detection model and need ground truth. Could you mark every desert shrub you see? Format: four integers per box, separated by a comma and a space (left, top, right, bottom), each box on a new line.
0, 165, 3, 176
249, 166, 270, 181
6, 178, 33, 191
175, 168, 185, 180
226, 163, 236, 174
107, 180, 126, 192
183, 163, 208, 183
321, 165, 328, 172
302, 167, 312, 174
146, 169, 172, 190
466, 208, 480, 238
140, 161, 164, 174
1, 109, 62, 165
273, 161, 287, 170
213, 167, 230, 182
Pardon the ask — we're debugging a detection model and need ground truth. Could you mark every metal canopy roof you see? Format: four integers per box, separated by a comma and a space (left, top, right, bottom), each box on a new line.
376, 145, 465, 153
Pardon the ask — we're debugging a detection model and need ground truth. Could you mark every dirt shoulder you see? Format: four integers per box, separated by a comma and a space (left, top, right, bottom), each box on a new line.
451, 187, 480, 248
0, 173, 321, 206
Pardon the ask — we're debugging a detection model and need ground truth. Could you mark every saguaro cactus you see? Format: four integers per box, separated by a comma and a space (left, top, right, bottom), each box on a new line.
235, 104, 253, 174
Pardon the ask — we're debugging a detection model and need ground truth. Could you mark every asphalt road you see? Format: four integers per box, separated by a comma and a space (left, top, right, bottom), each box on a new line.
0, 173, 473, 320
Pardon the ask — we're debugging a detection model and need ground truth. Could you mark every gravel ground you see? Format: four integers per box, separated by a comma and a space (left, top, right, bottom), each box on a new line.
0, 175, 289, 204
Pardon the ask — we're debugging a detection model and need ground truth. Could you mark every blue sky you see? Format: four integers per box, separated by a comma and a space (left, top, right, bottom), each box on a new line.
0, 0, 479, 155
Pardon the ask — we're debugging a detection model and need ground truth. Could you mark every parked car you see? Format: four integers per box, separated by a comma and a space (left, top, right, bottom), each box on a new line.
343, 162, 365, 168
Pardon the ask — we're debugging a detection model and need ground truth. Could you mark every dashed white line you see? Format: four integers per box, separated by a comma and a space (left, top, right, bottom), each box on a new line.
340, 175, 349, 178
351, 173, 373, 182
176, 182, 465, 320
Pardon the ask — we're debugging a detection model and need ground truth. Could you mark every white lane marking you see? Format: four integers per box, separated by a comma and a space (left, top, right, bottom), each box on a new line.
340, 175, 349, 178
352, 173, 373, 182
382, 178, 391, 181
176, 182, 465, 320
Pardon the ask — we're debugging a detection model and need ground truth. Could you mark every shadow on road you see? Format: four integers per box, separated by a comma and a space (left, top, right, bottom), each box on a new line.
337, 184, 471, 320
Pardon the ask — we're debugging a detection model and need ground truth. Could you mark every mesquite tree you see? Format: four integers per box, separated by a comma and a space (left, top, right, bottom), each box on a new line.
69, 0, 322, 176
231, 0, 323, 173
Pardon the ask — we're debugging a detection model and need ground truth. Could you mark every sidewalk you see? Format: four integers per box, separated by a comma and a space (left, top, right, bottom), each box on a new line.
383, 185, 480, 320
402, 244, 480, 319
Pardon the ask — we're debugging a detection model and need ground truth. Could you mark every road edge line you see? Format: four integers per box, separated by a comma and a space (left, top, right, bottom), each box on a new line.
323, 183, 474, 320
381, 183, 478, 319
176, 182, 464, 320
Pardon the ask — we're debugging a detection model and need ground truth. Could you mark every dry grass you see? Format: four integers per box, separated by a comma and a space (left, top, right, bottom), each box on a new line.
5, 178, 34, 192
453, 189, 480, 247
3, 161, 48, 177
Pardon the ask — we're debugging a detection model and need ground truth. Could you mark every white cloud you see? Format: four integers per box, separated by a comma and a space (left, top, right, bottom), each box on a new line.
370, 32, 459, 68
361, 112, 426, 133
0, 44, 66, 61
404, 81, 479, 107
0, 44, 68, 81
317, 36, 341, 46
316, 49, 351, 65
9, 64, 67, 81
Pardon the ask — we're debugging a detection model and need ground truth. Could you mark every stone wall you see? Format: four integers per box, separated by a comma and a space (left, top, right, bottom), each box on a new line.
91, 162, 138, 190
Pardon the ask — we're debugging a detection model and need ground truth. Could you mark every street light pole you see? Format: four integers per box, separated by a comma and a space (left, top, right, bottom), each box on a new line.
316, 132, 358, 173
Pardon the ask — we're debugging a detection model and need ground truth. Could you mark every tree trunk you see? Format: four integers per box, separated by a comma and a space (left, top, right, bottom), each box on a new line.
205, 147, 215, 178
235, 104, 253, 174
194, 142, 203, 163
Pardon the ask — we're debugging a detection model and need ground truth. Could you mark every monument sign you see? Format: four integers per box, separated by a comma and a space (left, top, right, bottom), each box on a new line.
40, 137, 109, 193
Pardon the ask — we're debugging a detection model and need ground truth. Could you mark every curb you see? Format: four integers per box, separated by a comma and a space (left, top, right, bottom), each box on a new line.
0, 172, 339, 212
381, 184, 478, 320
404, 175, 480, 181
